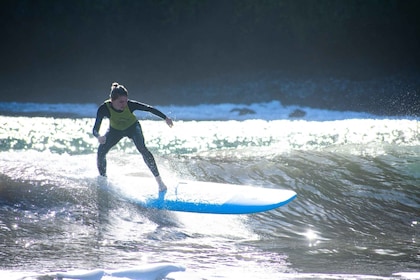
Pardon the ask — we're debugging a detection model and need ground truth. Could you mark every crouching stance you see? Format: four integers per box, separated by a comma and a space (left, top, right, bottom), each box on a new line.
92, 82, 173, 191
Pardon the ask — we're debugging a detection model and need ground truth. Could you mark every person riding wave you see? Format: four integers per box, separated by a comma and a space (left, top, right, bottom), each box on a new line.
92, 82, 173, 192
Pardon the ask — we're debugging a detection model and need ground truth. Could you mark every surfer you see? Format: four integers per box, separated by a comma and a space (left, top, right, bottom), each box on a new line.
92, 82, 173, 192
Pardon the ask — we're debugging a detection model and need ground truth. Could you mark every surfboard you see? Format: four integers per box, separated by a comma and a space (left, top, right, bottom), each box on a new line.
111, 178, 296, 214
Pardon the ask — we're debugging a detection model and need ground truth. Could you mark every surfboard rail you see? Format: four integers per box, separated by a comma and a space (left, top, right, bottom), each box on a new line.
114, 178, 297, 215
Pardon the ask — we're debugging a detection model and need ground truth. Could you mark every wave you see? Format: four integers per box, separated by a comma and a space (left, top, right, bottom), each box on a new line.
0, 100, 389, 121
0, 116, 418, 276
1, 117, 418, 156
0, 146, 418, 276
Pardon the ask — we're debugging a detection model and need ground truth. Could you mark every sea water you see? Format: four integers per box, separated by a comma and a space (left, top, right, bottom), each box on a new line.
0, 101, 419, 279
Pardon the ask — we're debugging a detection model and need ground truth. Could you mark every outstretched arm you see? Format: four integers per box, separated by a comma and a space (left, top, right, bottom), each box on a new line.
129, 100, 174, 127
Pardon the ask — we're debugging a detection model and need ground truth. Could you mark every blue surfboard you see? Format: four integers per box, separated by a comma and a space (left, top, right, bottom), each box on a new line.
111, 178, 296, 214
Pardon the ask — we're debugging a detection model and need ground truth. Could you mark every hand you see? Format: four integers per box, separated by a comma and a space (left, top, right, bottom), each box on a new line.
165, 117, 174, 128
97, 135, 106, 144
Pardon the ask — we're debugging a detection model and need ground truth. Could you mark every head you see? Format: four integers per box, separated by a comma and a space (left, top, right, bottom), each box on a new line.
110, 82, 128, 110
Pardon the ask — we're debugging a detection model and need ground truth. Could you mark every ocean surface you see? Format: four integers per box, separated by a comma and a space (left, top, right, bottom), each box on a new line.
0, 100, 419, 280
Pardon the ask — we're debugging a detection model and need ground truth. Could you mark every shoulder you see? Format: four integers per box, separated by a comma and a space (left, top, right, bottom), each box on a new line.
128, 99, 150, 110
128, 99, 146, 106
97, 102, 110, 116
100, 101, 110, 110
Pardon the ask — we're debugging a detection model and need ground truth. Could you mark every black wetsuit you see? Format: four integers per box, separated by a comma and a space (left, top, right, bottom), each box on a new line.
92, 100, 167, 177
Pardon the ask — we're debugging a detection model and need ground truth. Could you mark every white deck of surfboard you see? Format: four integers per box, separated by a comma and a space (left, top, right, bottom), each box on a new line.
109, 177, 296, 214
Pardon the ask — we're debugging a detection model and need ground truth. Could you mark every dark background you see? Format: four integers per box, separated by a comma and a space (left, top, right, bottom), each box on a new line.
1, 0, 419, 116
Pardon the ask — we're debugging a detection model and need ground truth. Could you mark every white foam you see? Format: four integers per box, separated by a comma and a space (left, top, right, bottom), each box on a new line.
0, 101, 410, 121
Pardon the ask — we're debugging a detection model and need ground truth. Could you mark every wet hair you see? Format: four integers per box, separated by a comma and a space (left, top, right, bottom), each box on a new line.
110, 82, 128, 100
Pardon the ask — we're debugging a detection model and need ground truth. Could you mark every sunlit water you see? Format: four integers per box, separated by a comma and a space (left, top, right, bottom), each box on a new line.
0, 115, 419, 279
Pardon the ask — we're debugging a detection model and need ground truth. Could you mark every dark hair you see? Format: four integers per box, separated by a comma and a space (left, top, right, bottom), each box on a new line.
110, 82, 128, 100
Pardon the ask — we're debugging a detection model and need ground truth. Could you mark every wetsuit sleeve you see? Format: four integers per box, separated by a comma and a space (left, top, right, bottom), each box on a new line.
128, 100, 167, 120
92, 103, 110, 137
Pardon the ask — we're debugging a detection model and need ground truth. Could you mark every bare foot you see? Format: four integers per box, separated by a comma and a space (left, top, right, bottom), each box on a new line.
155, 176, 168, 192
159, 183, 167, 192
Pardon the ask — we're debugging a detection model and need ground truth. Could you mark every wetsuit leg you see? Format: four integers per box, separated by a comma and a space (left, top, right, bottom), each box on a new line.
128, 122, 160, 177
97, 129, 123, 176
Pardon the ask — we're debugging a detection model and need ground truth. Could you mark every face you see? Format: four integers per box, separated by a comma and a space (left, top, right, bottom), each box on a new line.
111, 95, 128, 111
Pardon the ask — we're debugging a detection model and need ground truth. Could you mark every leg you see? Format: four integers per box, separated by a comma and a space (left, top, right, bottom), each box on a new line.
129, 123, 167, 191
97, 129, 123, 176
129, 123, 160, 177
